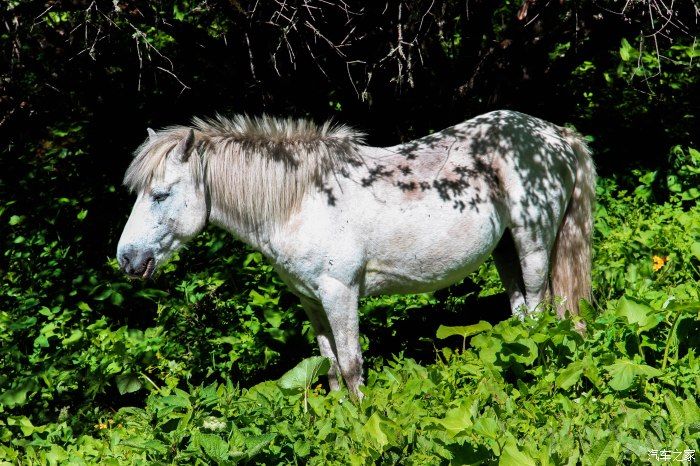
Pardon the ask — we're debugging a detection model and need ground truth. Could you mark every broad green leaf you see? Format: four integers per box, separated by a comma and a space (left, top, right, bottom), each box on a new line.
473, 416, 500, 439
471, 333, 502, 366
293, 439, 311, 457
691, 242, 700, 261
161, 390, 191, 408
277, 356, 330, 393
115, 374, 143, 395
0, 381, 36, 408
44, 445, 69, 464
437, 401, 473, 437
499, 441, 536, 466
504, 338, 539, 365
605, 359, 662, 391
7, 416, 36, 436
556, 361, 583, 390
616, 297, 654, 328
585, 434, 616, 466
263, 308, 283, 328
363, 412, 388, 451
682, 398, 700, 424
582, 355, 603, 386
436, 321, 492, 340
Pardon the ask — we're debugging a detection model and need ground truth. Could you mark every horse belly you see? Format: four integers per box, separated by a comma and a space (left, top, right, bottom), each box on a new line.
362, 210, 504, 296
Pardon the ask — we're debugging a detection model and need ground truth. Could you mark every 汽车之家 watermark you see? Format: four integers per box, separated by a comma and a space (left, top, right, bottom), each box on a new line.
648, 449, 695, 462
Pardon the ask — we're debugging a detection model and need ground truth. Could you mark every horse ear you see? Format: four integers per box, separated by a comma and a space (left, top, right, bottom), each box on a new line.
172, 129, 195, 163
147, 128, 157, 140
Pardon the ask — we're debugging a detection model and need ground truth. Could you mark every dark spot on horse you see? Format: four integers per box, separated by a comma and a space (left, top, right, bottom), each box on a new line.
397, 179, 427, 201
397, 180, 417, 192
361, 164, 394, 187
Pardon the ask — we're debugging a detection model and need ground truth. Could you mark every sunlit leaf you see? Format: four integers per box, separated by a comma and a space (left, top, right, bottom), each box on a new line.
277, 356, 330, 394
605, 359, 662, 391
436, 321, 492, 340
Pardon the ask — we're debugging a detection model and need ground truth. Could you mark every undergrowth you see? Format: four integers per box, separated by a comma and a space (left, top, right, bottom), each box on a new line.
1, 143, 700, 464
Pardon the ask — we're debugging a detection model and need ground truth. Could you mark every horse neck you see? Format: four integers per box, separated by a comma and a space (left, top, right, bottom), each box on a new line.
207, 195, 278, 257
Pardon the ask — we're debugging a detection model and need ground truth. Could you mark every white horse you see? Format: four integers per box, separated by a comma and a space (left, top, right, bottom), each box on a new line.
116, 110, 595, 399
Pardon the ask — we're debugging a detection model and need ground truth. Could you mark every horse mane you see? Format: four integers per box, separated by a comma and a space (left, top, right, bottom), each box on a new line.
124, 114, 365, 228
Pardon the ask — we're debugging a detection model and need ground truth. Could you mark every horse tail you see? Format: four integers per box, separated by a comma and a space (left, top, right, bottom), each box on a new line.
551, 129, 596, 321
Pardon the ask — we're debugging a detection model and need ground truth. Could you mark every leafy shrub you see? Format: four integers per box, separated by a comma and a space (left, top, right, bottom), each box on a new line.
2, 303, 698, 464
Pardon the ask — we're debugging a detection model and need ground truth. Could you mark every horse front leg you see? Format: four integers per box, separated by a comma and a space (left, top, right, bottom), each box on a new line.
317, 275, 364, 401
299, 296, 341, 391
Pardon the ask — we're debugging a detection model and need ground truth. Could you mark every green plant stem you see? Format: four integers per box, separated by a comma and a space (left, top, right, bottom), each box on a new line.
140, 372, 161, 391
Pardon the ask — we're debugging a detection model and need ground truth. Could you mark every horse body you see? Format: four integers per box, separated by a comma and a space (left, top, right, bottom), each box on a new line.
271, 150, 506, 299
117, 110, 594, 399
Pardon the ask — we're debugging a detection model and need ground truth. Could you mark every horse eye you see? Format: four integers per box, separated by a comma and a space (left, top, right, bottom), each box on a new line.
152, 191, 169, 203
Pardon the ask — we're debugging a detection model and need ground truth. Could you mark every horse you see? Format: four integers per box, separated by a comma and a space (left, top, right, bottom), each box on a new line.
116, 110, 595, 399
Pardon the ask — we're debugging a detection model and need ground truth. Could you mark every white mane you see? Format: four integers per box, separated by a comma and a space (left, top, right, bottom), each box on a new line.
124, 114, 365, 227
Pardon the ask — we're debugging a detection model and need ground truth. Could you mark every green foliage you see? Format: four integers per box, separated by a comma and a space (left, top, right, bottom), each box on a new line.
2, 305, 697, 464
594, 149, 700, 302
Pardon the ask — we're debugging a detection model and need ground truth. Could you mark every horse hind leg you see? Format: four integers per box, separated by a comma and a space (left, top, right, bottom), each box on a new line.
317, 276, 364, 400
492, 229, 527, 317
508, 225, 555, 316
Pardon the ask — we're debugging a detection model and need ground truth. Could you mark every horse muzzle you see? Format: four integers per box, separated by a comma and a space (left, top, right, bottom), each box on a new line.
118, 245, 156, 279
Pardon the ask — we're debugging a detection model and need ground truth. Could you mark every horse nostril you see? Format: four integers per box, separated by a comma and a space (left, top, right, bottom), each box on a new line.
118, 247, 135, 273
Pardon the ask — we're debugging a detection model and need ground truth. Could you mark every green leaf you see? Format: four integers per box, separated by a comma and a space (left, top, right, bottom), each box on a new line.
363, 412, 389, 451
664, 392, 684, 430
8, 215, 23, 225
7, 416, 36, 436
585, 434, 616, 466
161, 390, 191, 408
244, 433, 275, 459
436, 321, 492, 340
473, 416, 500, 439
61, 329, 83, 345
691, 242, 700, 261
682, 398, 700, 424
499, 441, 536, 466
578, 299, 597, 323
0, 381, 37, 408
116, 374, 143, 395
77, 209, 88, 220
437, 401, 473, 437
277, 356, 330, 393
471, 333, 503, 366
616, 297, 654, 328
620, 38, 632, 61
605, 359, 662, 391
198, 432, 229, 462
556, 361, 583, 390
